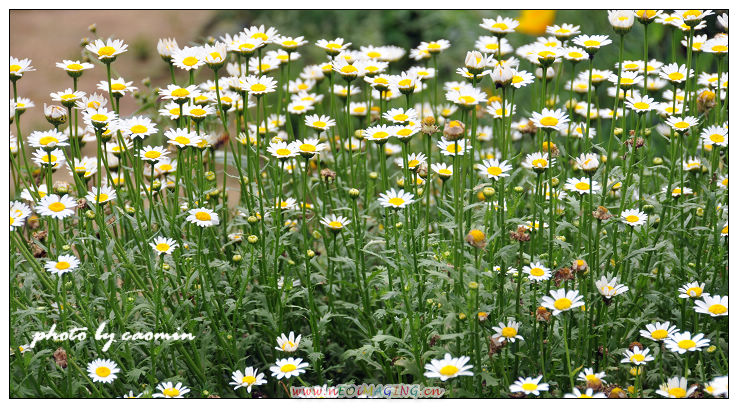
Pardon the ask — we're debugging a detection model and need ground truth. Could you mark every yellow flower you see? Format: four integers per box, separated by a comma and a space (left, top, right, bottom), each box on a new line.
517, 10, 556, 35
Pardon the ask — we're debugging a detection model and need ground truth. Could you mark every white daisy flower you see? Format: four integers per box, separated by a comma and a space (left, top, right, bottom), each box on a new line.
564, 388, 606, 398
621, 208, 647, 226
45, 254, 80, 277
85, 38, 128, 61
509, 375, 548, 395
437, 139, 471, 157
229, 367, 267, 392
86, 185, 117, 205
378, 188, 415, 209
152, 381, 190, 398
275, 331, 302, 352
595, 276, 629, 298
678, 281, 707, 298
270, 357, 309, 379
423, 353, 473, 381
150, 236, 178, 255
531, 108, 569, 131
523, 262, 551, 282
564, 177, 601, 195
640, 321, 678, 342
655, 376, 698, 398
165, 128, 202, 148
36, 194, 76, 219
541, 289, 584, 315
87, 358, 120, 384
694, 294, 728, 317
480, 16, 519, 34
577, 368, 607, 386
493, 319, 524, 343
664, 331, 710, 354
186, 208, 220, 227
621, 346, 654, 365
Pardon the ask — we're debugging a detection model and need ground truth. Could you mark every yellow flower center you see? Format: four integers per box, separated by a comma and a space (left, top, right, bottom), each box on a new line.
328, 221, 342, 229
575, 182, 590, 190
683, 10, 701, 18
276, 148, 291, 156
439, 365, 459, 376
280, 363, 297, 373
540, 116, 559, 127
439, 168, 452, 175
144, 150, 161, 159
111, 83, 125, 91
585, 374, 601, 385
625, 215, 640, 223
160, 164, 173, 172
163, 387, 180, 397
128, 125, 148, 135
674, 121, 690, 129
492, 22, 508, 30
388, 197, 405, 207
155, 243, 170, 252
39, 136, 59, 146
408, 159, 420, 168
583, 40, 600, 47
190, 108, 206, 116
709, 134, 725, 143
721, 225, 728, 234
530, 267, 545, 277
397, 129, 412, 137
91, 114, 108, 122
678, 339, 696, 349
668, 72, 685, 81
553, 298, 572, 310
683, 288, 702, 300
446, 144, 461, 154
459, 95, 476, 104
48, 202, 66, 212
340, 65, 357, 74
483, 166, 503, 177
669, 387, 687, 398
174, 136, 190, 145
531, 158, 547, 168
67, 63, 83, 70
96, 193, 109, 202
97, 46, 116, 56
55, 261, 70, 270
195, 211, 211, 221
501, 327, 517, 337
182, 56, 199, 66
521, 383, 538, 392
171, 88, 190, 98
242, 375, 256, 384
633, 102, 649, 110
708, 304, 727, 315
651, 329, 668, 340
250, 83, 267, 92
630, 353, 645, 362
10, 64, 21, 72
95, 366, 111, 377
